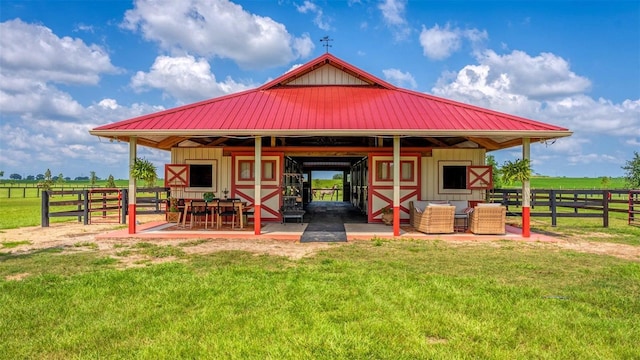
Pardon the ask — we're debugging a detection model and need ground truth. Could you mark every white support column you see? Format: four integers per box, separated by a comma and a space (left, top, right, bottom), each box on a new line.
522, 138, 531, 238
128, 137, 137, 234
393, 135, 400, 236
254, 136, 262, 235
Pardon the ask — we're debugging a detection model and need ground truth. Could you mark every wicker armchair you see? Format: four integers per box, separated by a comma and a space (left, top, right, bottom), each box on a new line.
409, 202, 455, 234
469, 205, 506, 234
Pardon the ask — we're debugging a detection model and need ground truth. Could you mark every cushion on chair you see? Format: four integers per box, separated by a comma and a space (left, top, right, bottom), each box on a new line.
448, 200, 469, 215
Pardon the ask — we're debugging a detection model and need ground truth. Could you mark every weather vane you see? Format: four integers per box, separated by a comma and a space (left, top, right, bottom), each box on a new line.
320, 36, 333, 53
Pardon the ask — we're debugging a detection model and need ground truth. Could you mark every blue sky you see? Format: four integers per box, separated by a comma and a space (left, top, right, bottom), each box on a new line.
1, 0, 638, 180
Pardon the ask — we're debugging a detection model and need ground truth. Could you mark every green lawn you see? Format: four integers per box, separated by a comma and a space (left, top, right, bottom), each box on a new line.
0, 240, 638, 359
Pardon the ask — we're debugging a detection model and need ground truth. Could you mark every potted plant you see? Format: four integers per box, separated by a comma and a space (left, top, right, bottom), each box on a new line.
166, 197, 181, 223
203, 192, 215, 203
381, 206, 393, 225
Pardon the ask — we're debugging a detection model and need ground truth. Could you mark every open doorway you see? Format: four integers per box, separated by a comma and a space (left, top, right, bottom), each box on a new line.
310, 170, 343, 201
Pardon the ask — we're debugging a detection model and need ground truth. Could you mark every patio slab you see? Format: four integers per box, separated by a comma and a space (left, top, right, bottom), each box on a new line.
96, 221, 561, 243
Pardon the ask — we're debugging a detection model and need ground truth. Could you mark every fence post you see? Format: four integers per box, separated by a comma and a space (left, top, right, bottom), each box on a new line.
631, 191, 636, 225
154, 189, 160, 212
550, 189, 557, 227
83, 190, 89, 225
77, 192, 83, 223
41, 190, 49, 227
8, 187, 11, 198
603, 190, 609, 228
23, 187, 26, 198
121, 189, 128, 225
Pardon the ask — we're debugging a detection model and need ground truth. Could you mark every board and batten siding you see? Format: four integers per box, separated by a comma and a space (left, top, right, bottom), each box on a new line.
421, 149, 486, 201
287, 65, 369, 86
170, 147, 229, 199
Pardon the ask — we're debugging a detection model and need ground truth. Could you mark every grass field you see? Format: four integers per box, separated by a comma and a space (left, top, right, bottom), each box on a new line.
504, 176, 628, 189
1, 178, 638, 358
0, 240, 638, 359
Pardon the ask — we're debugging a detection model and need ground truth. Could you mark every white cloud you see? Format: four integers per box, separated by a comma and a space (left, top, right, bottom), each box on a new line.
130, 55, 256, 103
378, 0, 405, 25
0, 19, 118, 85
432, 48, 640, 176
382, 68, 417, 89
0, 19, 119, 119
566, 152, 619, 166
296, 1, 331, 31
433, 65, 540, 115
626, 138, 640, 147
0, 80, 85, 118
476, 50, 590, 99
122, 0, 314, 69
543, 96, 640, 137
432, 51, 639, 138
419, 24, 460, 60
292, 33, 314, 59
419, 23, 488, 60
378, 0, 411, 40
0, 99, 170, 178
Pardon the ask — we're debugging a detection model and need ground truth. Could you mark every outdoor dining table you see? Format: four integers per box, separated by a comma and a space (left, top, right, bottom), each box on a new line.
179, 200, 246, 229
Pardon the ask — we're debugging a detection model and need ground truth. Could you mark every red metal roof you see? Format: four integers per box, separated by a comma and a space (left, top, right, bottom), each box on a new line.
91, 53, 570, 138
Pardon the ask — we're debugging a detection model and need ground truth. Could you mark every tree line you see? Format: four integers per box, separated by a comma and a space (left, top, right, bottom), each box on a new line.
0, 169, 118, 190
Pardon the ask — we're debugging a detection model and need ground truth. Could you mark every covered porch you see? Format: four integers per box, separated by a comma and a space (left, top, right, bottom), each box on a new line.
90, 53, 571, 239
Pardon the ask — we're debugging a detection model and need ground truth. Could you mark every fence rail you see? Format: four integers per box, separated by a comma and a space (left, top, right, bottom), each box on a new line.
488, 189, 633, 227
41, 188, 168, 227
0, 185, 122, 199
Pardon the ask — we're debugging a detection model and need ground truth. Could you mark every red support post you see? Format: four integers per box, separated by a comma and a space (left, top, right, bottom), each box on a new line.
522, 206, 530, 237
128, 204, 136, 234
254, 204, 261, 235
393, 206, 400, 236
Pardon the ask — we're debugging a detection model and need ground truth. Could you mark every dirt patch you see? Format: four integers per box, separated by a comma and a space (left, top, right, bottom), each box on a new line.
1, 214, 638, 264
1, 215, 335, 271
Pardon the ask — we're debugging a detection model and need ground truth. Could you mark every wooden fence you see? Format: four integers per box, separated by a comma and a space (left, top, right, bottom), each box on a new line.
41, 187, 168, 227
488, 189, 633, 227
630, 190, 640, 227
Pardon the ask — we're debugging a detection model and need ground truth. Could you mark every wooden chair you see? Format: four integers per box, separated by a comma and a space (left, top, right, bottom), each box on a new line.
206, 199, 220, 229
219, 198, 241, 229
243, 204, 255, 228
469, 204, 506, 234
187, 201, 210, 229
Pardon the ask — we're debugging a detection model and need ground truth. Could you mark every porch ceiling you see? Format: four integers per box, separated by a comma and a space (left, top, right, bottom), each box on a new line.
105, 133, 546, 152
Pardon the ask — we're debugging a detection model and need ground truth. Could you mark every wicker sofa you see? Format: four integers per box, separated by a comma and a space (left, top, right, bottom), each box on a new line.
409, 201, 455, 234
469, 204, 507, 234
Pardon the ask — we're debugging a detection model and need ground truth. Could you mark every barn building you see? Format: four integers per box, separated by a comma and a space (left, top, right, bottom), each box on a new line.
90, 53, 571, 237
